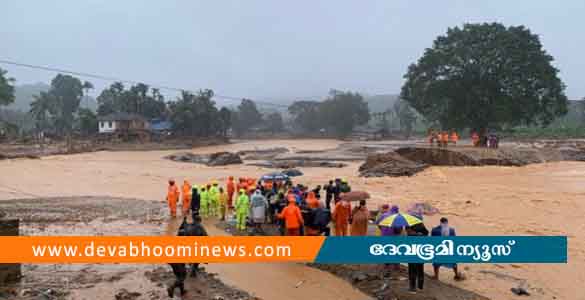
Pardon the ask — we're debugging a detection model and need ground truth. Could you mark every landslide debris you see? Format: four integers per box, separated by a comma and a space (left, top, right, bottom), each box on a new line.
395, 147, 545, 166
165, 152, 243, 166
359, 152, 428, 177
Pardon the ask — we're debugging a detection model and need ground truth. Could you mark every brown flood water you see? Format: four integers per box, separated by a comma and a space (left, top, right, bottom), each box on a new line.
1, 139, 583, 300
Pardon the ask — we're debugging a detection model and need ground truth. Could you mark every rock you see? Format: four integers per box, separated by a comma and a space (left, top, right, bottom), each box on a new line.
359, 152, 428, 177
237, 147, 289, 160
559, 148, 585, 161
511, 287, 530, 296
207, 152, 243, 166
164, 152, 208, 164
247, 160, 346, 169
115, 289, 142, 300
351, 272, 368, 282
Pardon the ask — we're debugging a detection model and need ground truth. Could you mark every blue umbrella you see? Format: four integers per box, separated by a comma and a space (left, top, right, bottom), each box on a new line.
260, 172, 289, 181
282, 169, 303, 177
378, 213, 423, 228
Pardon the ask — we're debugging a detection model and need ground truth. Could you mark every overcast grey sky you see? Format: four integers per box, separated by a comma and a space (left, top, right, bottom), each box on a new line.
1, 0, 584, 104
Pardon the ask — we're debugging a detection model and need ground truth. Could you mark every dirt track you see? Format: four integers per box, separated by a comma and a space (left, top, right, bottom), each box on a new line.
0, 138, 583, 300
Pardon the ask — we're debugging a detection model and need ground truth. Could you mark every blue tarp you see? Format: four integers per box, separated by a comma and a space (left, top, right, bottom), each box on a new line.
150, 120, 172, 131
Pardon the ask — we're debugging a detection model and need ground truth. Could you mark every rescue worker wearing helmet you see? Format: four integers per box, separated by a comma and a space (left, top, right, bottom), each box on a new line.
235, 189, 250, 231
199, 185, 209, 217
167, 179, 180, 217
209, 181, 220, 217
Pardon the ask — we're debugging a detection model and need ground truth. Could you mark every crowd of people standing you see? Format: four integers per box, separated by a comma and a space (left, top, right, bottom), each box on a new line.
166, 176, 462, 295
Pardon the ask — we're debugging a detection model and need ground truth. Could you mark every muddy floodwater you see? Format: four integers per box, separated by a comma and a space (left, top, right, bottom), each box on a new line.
1, 139, 583, 300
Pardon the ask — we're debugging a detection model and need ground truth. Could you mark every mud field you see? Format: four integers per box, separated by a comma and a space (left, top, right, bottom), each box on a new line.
216, 220, 487, 300
0, 138, 583, 300
0, 197, 256, 300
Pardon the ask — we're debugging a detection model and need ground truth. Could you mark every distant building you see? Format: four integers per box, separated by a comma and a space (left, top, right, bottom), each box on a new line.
97, 113, 149, 134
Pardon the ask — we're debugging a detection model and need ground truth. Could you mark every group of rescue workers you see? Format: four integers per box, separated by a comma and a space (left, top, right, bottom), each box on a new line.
427, 129, 459, 147
428, 129, 499, 149
166, 177, 368, 237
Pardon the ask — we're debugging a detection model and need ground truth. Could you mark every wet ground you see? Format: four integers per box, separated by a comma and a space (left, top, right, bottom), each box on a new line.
216, 219, 487, 300
0, 197, 256, 300
1, 138, 583, 300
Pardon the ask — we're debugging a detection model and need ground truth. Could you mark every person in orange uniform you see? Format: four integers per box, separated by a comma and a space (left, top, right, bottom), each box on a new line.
306, 191, 320, 209
181, 180, 192, 216
450, 131, 459, 145
167, 179, 180, 217
332, 199, 351, 236
441, 131, 450, 147
278, 195, 304, 236
226, 176, 235, 210
247, 178, 256, 192
471, 131, 480, 147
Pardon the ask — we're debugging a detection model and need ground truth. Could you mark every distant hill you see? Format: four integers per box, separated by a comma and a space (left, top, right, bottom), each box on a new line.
364, 94, 400, 113
6, 82, 97, 112
7, 83, 49, 112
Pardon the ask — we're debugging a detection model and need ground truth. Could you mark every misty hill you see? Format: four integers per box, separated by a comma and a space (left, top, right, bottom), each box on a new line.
7, 83, 49, 112
364, 94, 400, 113
7, 82, 97, 112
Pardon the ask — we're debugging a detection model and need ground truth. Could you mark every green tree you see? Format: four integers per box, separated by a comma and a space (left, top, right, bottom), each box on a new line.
264, 112, 285, 133
320, 90, 370, 137
217, 107, 232, 137
393, 99, 417, 136
168, 89, 221, 137
140, 88, 167, 119
401, 23, 568, 131
97, 82, 166, 119
29, 92, 53, 132
168, 91, 196, 136
288, 100, 322, 133
97, 82, 125, 115
30, 74, 85, 135
77, 108, 98, 135
0, 68, 16, 107
232, 99, 262, 136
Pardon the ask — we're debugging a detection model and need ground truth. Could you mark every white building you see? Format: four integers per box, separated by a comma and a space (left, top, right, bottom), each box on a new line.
98, 113, 149, 134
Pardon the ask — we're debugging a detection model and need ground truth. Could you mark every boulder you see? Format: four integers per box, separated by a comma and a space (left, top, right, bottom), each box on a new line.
359, 152, 428, 177
207, 152, 243, 166
114, 289, 141, 300
165, 152, 242, 166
